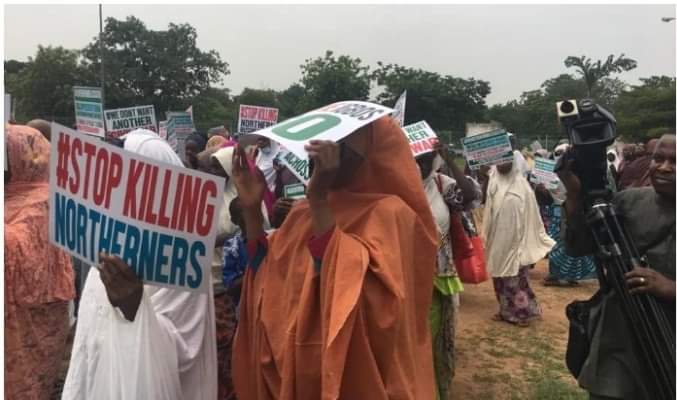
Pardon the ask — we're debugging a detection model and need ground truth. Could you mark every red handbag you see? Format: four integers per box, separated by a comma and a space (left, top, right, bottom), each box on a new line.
436, 176, 489, 284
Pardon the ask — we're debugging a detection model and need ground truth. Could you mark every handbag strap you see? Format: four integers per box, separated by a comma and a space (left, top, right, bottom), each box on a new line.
435, 174, 444, 195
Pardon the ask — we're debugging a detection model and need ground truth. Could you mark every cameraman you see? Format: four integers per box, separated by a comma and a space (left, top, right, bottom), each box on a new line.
558, 134, 675, 400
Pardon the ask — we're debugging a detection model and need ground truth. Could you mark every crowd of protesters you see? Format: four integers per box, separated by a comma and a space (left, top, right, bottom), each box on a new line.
4, 110, 675, 400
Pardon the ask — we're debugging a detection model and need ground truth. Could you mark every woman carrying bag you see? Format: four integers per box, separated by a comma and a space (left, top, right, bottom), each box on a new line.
415, 142, 483, 400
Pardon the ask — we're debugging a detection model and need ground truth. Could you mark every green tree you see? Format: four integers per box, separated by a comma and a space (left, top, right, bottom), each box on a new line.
235, 88, 280, 108
5, 46, 95, 125
564, 54, 637, 98
277, 83, 306, 120
298, 50, 371, 110
372, 62, 490, 140
81, 16, 229, 115
614, 76, 676, 142
487, 74, 588, 146
190, 87, 237, 133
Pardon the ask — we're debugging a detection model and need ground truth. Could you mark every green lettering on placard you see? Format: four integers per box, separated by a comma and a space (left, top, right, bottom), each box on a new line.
272, 114, 341, 141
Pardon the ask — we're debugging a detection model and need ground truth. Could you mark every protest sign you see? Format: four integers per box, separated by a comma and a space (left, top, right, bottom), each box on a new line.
462, 129, 514, 170
5, 94, 11, 124
73, 86, 105, 137
105, 105, 157, 139
238, 105, 279, 134
403, 120, 438, 157
531, 158, 559, 189
277, 149, 311, 184
466, 122, 500, 138
252, 101, 394, 160
284, 183, 306, 200
48, 123, 224, 292
158, 120, 167, 140
166, 112, 194, 159
391, 90, 407, 127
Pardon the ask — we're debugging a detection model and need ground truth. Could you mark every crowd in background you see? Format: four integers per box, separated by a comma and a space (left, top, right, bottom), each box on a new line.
4, 114, 675, 400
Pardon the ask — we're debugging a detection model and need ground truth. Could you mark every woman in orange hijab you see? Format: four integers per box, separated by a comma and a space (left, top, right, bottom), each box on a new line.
5, 125, 75, 399
231, 116, 438, 399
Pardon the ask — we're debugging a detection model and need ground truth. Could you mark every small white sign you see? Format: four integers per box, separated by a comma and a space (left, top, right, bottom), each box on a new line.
73, 86, 105, 138
403, 120, 438, 157
104, 105, 157, 139
252, 101, 394, 160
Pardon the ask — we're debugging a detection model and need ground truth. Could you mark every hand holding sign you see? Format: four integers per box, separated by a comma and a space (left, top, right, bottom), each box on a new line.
99, 252, 144, 322
231, 146, 266, 209
304, 140, 340, 203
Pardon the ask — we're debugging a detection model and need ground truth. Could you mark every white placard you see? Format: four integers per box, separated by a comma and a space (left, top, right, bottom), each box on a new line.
391, 90, 407, 127
73, 86, 105, 138
105, 105, 157, 139
252, 101, 394, 160
403, 120, 439, 157
48, 123, 224, 292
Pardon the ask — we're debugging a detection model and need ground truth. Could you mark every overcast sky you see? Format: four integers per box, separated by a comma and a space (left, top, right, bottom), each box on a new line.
4, 4, 676, 105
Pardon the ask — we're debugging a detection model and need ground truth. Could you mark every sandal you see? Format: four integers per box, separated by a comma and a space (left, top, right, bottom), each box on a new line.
516, 320, 530, 328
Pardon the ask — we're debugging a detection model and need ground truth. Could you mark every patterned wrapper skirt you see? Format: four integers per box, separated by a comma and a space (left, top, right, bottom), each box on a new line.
544, 205, 597, 281
5, 301, 70, 400
215, 290, 238, 400
492, 266, 542, 323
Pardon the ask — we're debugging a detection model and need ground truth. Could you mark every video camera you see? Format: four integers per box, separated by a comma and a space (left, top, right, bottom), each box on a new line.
555, 99, 617, 199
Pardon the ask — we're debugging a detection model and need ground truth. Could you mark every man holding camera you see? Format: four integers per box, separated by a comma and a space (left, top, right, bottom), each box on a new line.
558, 133, 675, 399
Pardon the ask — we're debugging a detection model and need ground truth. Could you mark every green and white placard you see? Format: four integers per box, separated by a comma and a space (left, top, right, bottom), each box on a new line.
284, 183, 306, 200
252, 101, 393, 160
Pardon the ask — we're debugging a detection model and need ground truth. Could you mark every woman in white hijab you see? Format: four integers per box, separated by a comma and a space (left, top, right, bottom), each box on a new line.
62, 129, 217, 400
483, 158, 554, 327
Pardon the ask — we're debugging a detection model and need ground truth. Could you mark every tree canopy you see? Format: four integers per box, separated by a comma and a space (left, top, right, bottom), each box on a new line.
3, 18, 674, 145
297, 50, 371, 111
372, 62, 491, 142
81, 16, 229, 117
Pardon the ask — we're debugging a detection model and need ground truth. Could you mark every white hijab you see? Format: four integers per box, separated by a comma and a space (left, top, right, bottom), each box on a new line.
62, 129, 217, 400
482, 164, 554, 277
212, 146, 239, 238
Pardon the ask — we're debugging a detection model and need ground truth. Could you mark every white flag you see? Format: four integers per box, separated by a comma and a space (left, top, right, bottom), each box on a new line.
391, 90, 407, 127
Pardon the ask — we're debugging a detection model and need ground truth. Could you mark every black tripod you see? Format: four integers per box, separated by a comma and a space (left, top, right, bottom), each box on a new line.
584, 189, 676, 400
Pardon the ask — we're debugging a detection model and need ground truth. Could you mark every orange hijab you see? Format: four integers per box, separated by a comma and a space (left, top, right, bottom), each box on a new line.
4, 125, 74, 305
233, 116, 437, 399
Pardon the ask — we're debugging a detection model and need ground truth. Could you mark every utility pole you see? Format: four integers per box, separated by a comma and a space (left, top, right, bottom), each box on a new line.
99, 4, 106, 138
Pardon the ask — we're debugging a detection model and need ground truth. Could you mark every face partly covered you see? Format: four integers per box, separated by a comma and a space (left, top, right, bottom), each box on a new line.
650, 135, 676, 199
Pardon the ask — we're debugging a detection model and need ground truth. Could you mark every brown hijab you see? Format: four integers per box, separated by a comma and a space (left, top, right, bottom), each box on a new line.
233, 116, 437, 399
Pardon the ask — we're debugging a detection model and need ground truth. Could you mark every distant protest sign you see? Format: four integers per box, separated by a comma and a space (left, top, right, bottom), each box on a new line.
462, 129, 514, 170
253, 101, 393, 159
466, 122, 500, 138
48, 123, 224, 292
238, 105, 279, 134
105, 105, 157, 139
403, 120, 438, 157
4, 94, 10, 124
284, 183, 306, 200
277, 149, 311, 184
531, 158, 559, 189
391, 91, 407, 127
73, 86, 105, 137
158, 120, 167, 140
166, 112, 194, 158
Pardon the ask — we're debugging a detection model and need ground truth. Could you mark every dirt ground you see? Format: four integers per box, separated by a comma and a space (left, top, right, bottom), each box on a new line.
53, 260, 597, 400
451, 259, 598, 400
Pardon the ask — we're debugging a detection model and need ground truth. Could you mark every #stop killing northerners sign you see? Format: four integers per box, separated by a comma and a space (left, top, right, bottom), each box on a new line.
48, 123, 224, 292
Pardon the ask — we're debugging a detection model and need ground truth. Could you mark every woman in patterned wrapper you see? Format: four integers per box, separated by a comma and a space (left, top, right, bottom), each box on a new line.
483, 158, 555, 327
5, 124, 76, 400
